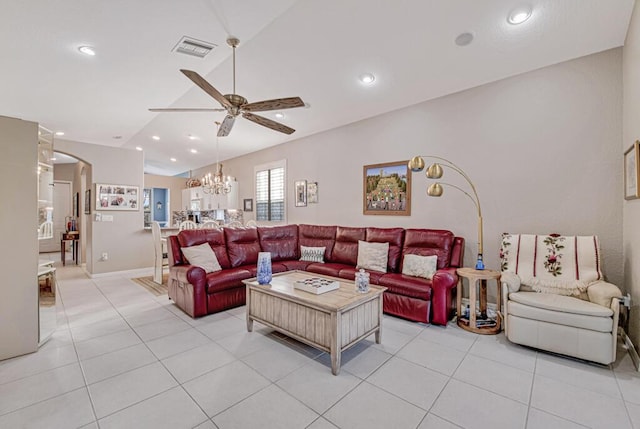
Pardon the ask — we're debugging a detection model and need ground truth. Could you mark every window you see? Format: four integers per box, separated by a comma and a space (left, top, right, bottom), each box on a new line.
255, 160, 286, 222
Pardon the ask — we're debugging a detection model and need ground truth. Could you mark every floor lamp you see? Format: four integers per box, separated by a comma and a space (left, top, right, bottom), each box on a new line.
408, 155, 485, 270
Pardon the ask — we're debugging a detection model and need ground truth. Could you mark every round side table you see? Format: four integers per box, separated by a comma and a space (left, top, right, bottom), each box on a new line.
456, 267, 502, 334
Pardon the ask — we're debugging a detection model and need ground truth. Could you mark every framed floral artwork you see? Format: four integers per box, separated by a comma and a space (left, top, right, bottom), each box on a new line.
294, 180, 307, 207
625, 140, 640, 200
363, 160, 411, 216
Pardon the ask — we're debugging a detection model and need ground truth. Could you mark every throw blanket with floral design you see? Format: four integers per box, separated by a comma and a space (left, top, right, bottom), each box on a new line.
500, 233, 602, 296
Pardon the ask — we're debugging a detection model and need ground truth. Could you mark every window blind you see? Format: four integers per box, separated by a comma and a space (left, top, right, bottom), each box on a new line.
256, 166, 284, 221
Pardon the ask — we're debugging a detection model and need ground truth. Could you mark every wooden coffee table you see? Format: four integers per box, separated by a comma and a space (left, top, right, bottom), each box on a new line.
244, 271, 386, 375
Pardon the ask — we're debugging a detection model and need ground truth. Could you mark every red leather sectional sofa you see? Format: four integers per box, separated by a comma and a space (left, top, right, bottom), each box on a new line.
166, 224, 464, 325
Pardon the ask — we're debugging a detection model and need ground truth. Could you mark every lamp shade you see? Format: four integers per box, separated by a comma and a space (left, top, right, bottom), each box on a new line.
427, 183, 443, 197
426, 163, 443, 179
408, 156, 425, 172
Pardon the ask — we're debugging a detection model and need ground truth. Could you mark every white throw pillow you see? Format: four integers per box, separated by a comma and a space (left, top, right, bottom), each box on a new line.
181, 243, 222, 273
402, 254, 438, 280
300, 246, 325, 263
356, 240, 389, 273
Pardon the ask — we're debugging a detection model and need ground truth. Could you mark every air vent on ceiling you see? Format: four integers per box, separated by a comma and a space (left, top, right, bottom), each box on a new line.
172, 36, 216, 58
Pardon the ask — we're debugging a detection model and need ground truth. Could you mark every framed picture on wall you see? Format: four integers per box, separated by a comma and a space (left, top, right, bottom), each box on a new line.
307, 182, 318, 203
84, 189, 91, 214
625, 140, 640, 200
96, 183, 139, 210
363, 160, 411, 216
73, 192, 79, 217
295, 180, 307, 207
243, 198, 253, 212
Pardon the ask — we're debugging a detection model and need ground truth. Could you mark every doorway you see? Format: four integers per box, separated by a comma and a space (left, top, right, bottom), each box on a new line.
39, 180, 72, 253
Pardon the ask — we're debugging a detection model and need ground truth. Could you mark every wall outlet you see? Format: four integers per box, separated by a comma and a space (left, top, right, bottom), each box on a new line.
95, 213, 102, 221
101, 252, 108, 261
102, 214, 113, 222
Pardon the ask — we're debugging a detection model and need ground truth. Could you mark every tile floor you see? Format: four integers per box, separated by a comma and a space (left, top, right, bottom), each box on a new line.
2, 257, 640, 429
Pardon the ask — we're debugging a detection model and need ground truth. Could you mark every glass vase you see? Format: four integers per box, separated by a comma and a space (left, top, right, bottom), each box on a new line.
257, 252, 272, 285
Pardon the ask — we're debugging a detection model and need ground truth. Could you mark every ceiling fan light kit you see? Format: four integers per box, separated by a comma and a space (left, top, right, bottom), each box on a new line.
149, 37, 305, 136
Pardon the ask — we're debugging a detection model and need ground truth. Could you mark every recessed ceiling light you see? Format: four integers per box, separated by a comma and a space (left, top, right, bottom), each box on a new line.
51, 157, 57, 161
152, 135, 160, 141
274, 112, 285, 119
190, 149, 198, 154
455, 32, 474, 47
78, 46, 96, 56
359, 73, 376, 85
188, 135, 197, 140
113, 135, 122, 140
135, 146, 143, 151
55, 131, 65, 136
170, 158, 177, 162
508, 5, 532, 25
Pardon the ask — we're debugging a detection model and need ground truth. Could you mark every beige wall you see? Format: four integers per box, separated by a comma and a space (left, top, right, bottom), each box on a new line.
54, 139, 149, 274
201, 49, 624, 286
623, 0, 640, 351
0, 116, 39, 359
144, 173, 188, 226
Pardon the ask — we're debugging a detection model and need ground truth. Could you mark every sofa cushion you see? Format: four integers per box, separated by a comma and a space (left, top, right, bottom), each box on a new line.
177, 229, 231, 269
366, 227, 405, 272
300, 246, 326, 263
331, 226, 366, 265
306, 262, 348, 277
298, 224, 336, 261
338, 267, 384, 284
509, 292, 613, 317
181, 243, 222, 273
402, 229, 454, 270
258, 225, 299, 261
402, 254, 437, 280
280, 260, 313, 271
206, 268, 252, 293
224, 227, 261, 268
356, 240, 389, 273
508, 295, 613, 333
378, 273, 432, 300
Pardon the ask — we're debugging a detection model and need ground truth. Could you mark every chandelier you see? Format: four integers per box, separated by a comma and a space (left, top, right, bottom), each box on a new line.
202, 121, 233, 195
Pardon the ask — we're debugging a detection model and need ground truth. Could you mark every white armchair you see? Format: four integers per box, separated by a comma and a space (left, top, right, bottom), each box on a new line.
500, 234, 621, 365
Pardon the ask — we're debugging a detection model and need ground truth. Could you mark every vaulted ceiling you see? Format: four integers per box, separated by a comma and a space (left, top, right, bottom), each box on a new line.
1, 0, 634, 175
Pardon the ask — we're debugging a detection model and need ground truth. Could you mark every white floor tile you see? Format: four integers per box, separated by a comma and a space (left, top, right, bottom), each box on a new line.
70, 317, 130, 342
397, 337, 466, 376
122, 305, 177, 327
161, 342, 236, 383
276, 359, 361, 414
132, 316, 191, 342
216, 329, 283, 358
324, 381, 426, 429
183, 360, 270, 418
535, 353, 621, 399
196, 316, 247, 341
367, 356, 448, 410
431, 379, 528, 429
417, 413, 463, 429
212, 384, 318, 429
418, 323, 478, 352
75, 329, 141, 361
382, 315, 426, 337
193, 420, 218, 429
145, 327, 211, 360
0, 344, 77, 385
98, 386, 208, 429
526, 408, 590, 429
314, 340, 392, 379
469, 333, 537, 372
0, 363, 85, 415
241, 341, 312, 381
306, 417, 340, 429
625, 401, 640, 428
81, 343, 158, 384
88, 362, 178, 418
615, 369, 640, 405
454, 354, 533, 404
371, 326, 415, 355
530, 375, 631, 429
0, 388, 95, 429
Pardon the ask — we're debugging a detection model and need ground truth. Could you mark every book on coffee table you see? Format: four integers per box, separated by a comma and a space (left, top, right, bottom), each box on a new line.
294, 277, 340, 294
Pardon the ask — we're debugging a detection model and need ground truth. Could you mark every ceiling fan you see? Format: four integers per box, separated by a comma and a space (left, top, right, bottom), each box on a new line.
150, 37, 305, 136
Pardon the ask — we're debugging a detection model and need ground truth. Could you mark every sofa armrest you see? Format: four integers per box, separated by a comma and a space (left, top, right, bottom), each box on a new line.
430, 267, 458, 325
587, 280, 622, 308
501, 272, 521, 293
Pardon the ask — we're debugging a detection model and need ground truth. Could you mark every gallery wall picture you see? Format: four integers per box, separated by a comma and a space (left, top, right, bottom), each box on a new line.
625, 140, 640, 200
295, 180, 307, 207
84, 189, 91, 214
363, 160, 411, 216
307, 182, 318, 203
96, 184, 139, 210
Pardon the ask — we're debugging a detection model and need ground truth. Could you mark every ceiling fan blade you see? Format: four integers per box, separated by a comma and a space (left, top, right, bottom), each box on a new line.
242, 112, 295, 135
149, 108, 226, 112
180, 69, 233, 110
218, 115, 236, 137
241, 97, 305, 112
